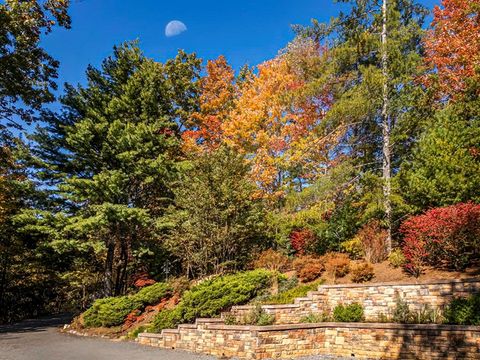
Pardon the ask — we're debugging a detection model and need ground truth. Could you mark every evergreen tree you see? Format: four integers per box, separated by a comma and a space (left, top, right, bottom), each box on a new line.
0, 0, 70, 128
399, 85, 480, 208
28, 42, 201, 296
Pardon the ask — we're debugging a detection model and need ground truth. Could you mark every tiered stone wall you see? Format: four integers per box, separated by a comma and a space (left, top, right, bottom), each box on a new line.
227, 278, 480, 323
138, 321, 480, 359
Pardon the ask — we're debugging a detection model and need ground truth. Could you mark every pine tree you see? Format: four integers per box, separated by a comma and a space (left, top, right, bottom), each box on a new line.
28, 42, 201, 296
399, 81, 480, 208
0, 0, 70, 128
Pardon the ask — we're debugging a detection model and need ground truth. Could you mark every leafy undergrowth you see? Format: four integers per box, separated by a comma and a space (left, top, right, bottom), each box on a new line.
149, 269, 274, 332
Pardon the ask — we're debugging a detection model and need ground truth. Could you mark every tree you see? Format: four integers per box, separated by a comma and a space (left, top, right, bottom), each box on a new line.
223, 39, 338, 198
424, 0, 480, 99
399, 98, 480, 208
380, 0, 392, 253
0, 0, 70, 128
159, 146, 266, 278
182, 56, 235, 152
28, 42, 201, 296
295, 0, 427, 250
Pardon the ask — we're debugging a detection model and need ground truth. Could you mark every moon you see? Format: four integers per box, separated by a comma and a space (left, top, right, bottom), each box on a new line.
165, 20, 187, 37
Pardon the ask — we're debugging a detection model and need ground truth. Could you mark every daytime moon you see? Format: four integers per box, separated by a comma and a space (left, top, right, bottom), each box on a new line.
165, 20, 187, 37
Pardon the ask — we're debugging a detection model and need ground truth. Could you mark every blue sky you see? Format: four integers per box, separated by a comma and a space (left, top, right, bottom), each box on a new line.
43, 0, 439, 92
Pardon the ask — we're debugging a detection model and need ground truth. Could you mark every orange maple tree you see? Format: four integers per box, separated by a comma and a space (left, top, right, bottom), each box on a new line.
182, 56, 235, 152
424, 0, 480, 98
222, 40, 338, 198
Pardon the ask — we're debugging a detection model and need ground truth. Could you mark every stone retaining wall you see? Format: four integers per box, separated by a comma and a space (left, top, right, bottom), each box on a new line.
227, 278, 480, 323
138, 322, 480, 359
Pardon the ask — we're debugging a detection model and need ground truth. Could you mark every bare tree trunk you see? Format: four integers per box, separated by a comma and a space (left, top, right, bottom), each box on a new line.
381, 0, 392, 254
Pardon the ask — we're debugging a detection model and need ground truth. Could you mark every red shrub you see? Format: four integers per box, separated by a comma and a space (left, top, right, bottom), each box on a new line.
133, 272, 156, 288
400, 202, 480, 275
323, 252, 350, 279
122, 309, 141, 331
289, 228, 316, 254
355, 220, 387, 264
292, 255, 324, 282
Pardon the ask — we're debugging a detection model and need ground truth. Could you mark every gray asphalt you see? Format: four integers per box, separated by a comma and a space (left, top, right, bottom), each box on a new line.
0, 315, 350, 360
0, 315, 215, 360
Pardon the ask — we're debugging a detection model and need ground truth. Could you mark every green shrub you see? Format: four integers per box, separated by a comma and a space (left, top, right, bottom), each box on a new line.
259, 279, 323, 305
300, 312, 331, 323
150, 270, 273, 332
127, 325, 147, 339
388, 249, 406, 268
223, 313, 238, 325
181, 270, 272, 320
340, 237, 363, 259
150, 307, 184, 331
241, 305, 275, 326
133, 282, 172, 305
444, 293, 480, 325
392, 297, 412, 324
83, 296, 143, 328
278, 276, 299, 293
392, 296, 444, 324
256, 312, 275, 326
83, 281, 172, 328
333, 303, 364, 322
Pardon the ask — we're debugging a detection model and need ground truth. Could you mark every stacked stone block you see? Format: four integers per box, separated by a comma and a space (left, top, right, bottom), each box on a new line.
137, 278, 480, 359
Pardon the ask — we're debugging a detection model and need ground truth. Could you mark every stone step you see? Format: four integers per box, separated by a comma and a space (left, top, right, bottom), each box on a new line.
177, 324, 197, 330
195, 318, 224, 325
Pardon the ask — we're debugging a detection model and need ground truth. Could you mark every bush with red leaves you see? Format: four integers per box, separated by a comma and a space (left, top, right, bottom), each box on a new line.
400, 202, 480, 275
132, 272, 156, 288
289, 228, 316, 254
292, 255, 324, 282
355, 220, 387, 264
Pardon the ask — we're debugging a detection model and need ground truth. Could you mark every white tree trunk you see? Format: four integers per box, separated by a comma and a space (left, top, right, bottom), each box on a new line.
381, 0, 392, 254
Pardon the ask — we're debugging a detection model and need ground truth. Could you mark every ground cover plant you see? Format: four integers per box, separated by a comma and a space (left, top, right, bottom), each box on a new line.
83, 282, 172, 328
150, 270, 273, 331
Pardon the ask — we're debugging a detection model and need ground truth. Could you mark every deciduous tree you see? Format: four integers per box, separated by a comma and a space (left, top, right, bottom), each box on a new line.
182, 56, 235, 152
424, 0, 480, 99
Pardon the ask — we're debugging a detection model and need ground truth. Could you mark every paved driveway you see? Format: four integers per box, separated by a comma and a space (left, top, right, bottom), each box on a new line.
0, 315, 350, 360
0, 315, 214, 360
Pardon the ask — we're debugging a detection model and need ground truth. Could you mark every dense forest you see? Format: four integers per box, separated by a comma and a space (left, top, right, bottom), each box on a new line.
1, 0, 479, 324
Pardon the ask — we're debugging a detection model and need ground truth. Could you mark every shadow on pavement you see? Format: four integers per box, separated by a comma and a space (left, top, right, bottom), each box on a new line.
0, 313, 72, 335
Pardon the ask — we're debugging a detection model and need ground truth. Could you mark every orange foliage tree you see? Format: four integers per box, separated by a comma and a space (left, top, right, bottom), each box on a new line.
222, 40, 338, 198
425, 0, 480, 98
182, 56, 235, 152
